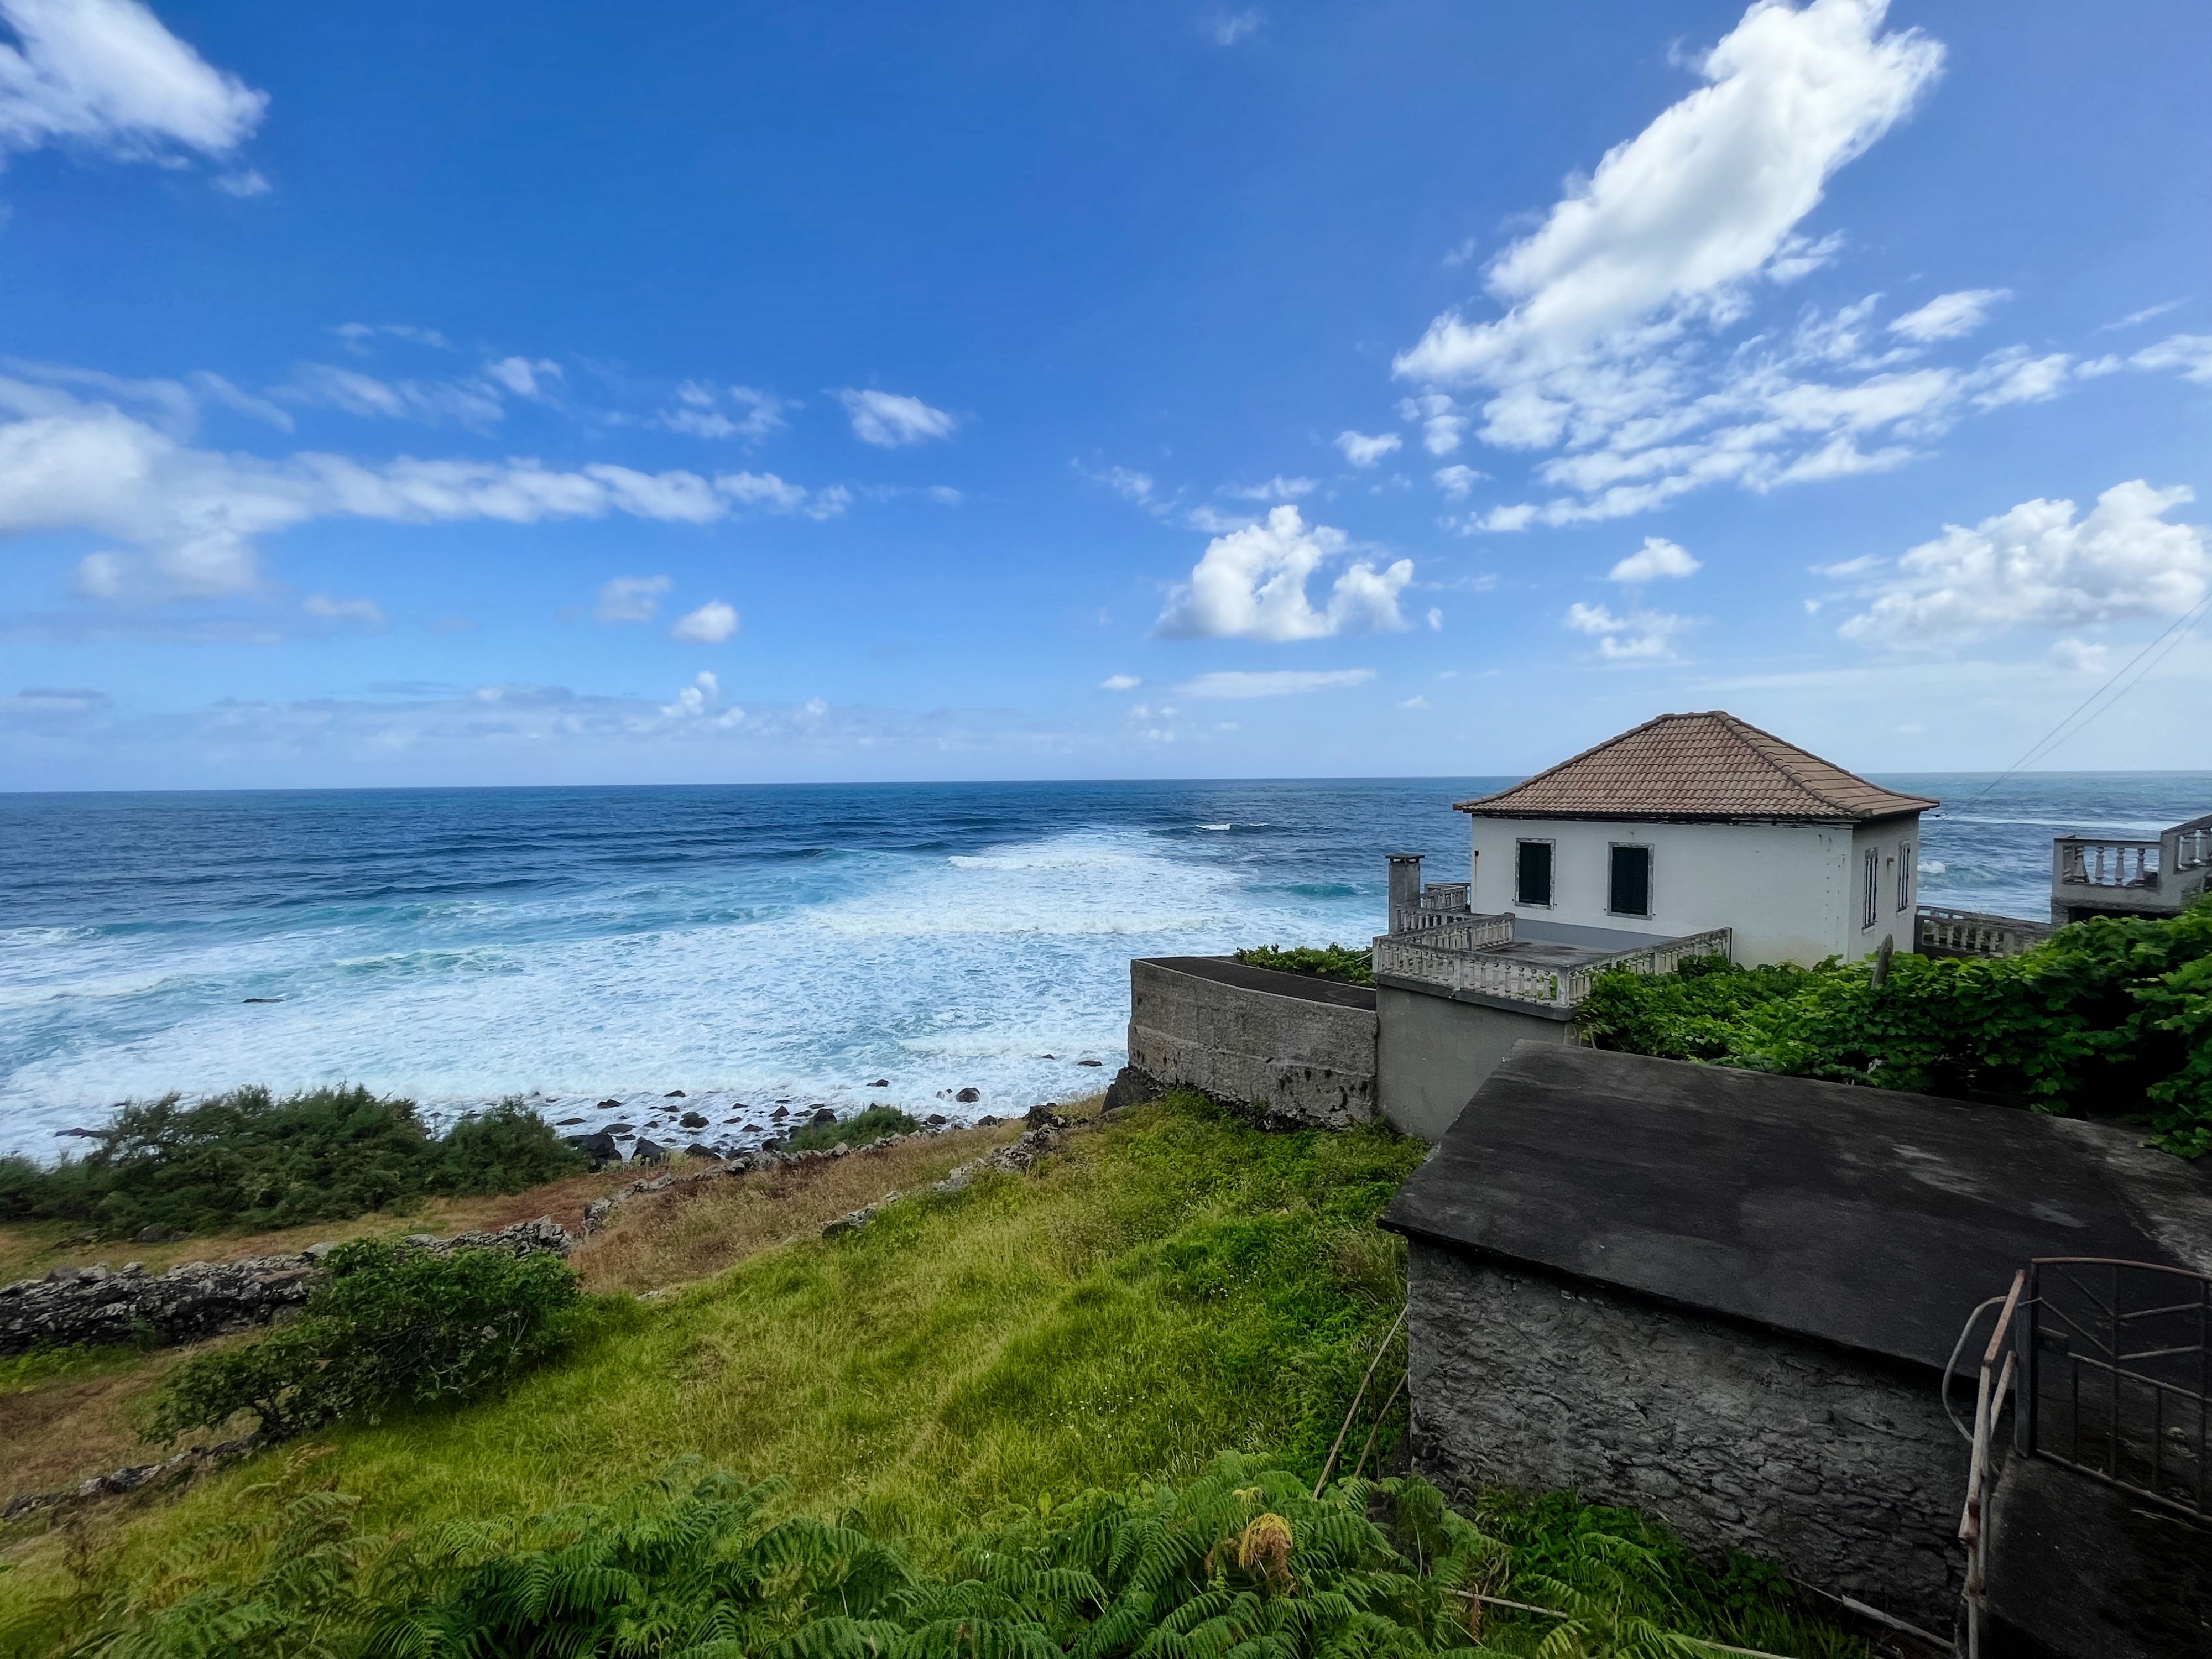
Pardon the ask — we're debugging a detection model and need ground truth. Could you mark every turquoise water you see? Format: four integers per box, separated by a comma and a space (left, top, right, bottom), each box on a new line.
2, 773, 2205, 1157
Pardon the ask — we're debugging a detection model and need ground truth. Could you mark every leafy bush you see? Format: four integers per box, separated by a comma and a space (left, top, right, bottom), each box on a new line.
1579, 898, 2212, 1154
52, 1454, 1868, 1659
1234, 943, 1375, 986
0, 1086, 582, 1237
145, 1239, 585, 1443
781, 1103, 924, 1152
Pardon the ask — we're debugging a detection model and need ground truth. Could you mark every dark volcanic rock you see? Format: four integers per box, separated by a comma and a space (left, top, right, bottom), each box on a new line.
597, 1098, 623, 1109
925, 1114, 948, 1126
810, 1107, 837, 1125
604, 1122, 636, 1136
133, 1224, 187, 1244
679, 1111, 708, 1129
771, 1106, 790, 1119
632, 1138, 670, 1166
564, 1129, 622, 1168
242, 997, 283, 1004
556, 1116, 586, 1125
665, 1089, 686, 1098
683, 1143, 721, 1161
955, 1087, 982, 1104
868, 1079, 890, 1087
54, 1127, 98, 1139
1075, 1058, 1103, 1067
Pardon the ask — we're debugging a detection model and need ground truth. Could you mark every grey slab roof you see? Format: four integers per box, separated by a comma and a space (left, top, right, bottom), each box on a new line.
1381, 1044, 2212, 1372
1139, 956, 1377, 1011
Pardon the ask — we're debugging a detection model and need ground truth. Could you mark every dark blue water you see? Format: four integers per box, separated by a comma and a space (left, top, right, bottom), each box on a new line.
2, 773, 2205, 1156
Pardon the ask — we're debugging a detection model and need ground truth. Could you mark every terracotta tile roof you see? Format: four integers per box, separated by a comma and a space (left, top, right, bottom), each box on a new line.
1455, 711, 1938, 823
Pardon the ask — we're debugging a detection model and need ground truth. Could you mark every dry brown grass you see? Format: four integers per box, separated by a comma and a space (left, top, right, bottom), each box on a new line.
571, 1121, 1026, 1295
0, 1343, 242, 1501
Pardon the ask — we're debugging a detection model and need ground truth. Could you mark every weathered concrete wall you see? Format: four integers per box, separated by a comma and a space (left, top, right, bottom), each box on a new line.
1373, 984, 1576, 1142
1406, 1240, 1966, 1634
1126, 958, 1376, 1128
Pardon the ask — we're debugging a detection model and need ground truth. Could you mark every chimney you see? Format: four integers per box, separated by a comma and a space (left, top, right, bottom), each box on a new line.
1387, 853, 1422, 932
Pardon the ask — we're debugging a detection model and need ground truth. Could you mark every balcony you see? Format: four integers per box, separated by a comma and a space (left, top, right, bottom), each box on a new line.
1373, 880, 1731, 1010
1916, 906, 2053, 960
2049, 812, 2212, 924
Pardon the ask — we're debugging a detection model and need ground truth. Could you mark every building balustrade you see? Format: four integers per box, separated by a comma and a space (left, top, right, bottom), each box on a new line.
1373, 917, 1731, 1010
1916, 906, 2053, 960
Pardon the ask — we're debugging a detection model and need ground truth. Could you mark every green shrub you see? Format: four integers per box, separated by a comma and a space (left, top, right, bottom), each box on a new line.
1234, 943, 1375, 986
782, 1104, 924, 1152
145, 1239, 585, 1443
1580, 898, 2212, 1154
0, 1086, 582, 1238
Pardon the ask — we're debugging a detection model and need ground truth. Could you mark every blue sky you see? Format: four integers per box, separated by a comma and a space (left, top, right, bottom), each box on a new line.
1, 0, 2208, 789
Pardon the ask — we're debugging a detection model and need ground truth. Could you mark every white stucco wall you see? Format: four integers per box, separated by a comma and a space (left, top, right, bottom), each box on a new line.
1464, 815, 1922, 969
1850, 818, 1921, 958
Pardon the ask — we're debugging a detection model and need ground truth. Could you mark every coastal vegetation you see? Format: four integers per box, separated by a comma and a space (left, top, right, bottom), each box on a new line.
0, 1088, 584, 1239
146, 1240, 591, 1443
779, 1103, 923, 1152
1580, 898, 2212, 1154
0, 1095, 1869, 1657
1232, 945, 1375, 987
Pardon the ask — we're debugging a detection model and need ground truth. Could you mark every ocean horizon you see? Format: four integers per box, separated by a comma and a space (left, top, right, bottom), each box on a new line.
5, 770, 2209, 1160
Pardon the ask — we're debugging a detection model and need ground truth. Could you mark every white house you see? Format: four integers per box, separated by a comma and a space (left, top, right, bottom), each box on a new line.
1457, 711, 1935, 969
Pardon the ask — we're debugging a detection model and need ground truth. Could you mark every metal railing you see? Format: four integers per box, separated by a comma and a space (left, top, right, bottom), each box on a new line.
1372, 925, 1731, 1010
1917, 906, 2052, 959
1953, 1258, 2212, 1657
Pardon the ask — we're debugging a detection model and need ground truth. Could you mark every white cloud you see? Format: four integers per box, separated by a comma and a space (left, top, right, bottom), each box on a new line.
671, 599, 740, 644
2048, 638, 2109, 674
335, 322, 451, 352
1208, 8, 1262, 45
1839, 480, 2209, 647
1097, 466, 1155, 504
595, 576, 669, 623
837, 388, 958, 447
283, 363, 505, 429
1608, 535, 1701, 581
483, 357, 561, 398
0, 0, 266, 164
1099, 674, 1141, 691
1887, 288, 2008, 342
1154, 505, 1412, 641
1223, 474, 1314, 501
1398, 1, 1939, 388
211, 166, 267, 196
301, 593, 387, 629
717, 469, 808, 512
0, 379, 828, 603
2133, 335, 2212, 387
2102, 300, 2187, 332
1433, 464, 1482, 500
1177, 669, 1375, 698
1389, 0, 1972, 524
659, 670, 743, 727
1337, 430, 1402, 467
1398, 694, 1431, 709
1397, 394, 1467, 455
1564, 599, 1692, 661
656, 382, 785, 441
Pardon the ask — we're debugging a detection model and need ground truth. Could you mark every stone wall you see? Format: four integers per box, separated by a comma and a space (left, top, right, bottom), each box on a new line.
1406, 1239, 1967, 1635
0, 1215, 572, 1357
1125, 957, 1376, 1128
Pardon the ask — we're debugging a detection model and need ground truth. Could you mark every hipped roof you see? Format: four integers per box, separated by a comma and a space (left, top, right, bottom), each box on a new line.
1455, 710, 1937, 824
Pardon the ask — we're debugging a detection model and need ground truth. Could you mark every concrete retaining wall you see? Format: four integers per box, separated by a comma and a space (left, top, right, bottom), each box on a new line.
1126, 957, 1376, 1128
1374, 983, 1578, 1141
1406, 1240, 1966, 1634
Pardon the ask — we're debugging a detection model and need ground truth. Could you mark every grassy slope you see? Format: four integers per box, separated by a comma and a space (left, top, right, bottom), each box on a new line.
1, 1100, 1421, 1621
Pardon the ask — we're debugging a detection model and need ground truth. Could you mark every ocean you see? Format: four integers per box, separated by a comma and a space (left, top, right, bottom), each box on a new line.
3, 772, 2208, 1159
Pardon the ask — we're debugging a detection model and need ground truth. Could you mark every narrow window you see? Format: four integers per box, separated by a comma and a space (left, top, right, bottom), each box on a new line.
1863, 847, 1880, 930
1608, 844, 1651, 917
1897, 841, 1913, 912
1516, 840, 1553, 907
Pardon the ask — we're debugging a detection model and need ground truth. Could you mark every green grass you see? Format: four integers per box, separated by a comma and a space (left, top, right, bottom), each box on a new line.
780, 1103, 925, 1152
0, 1095, 1869, 1657
1232, 944, 1375, 986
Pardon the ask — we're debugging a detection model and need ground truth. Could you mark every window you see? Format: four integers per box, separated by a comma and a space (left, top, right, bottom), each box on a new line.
1608, 844, 1652, 917
1863, 847, 1880, 930
1897, 841, 1913, 912
1515, 840, 1553, 907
